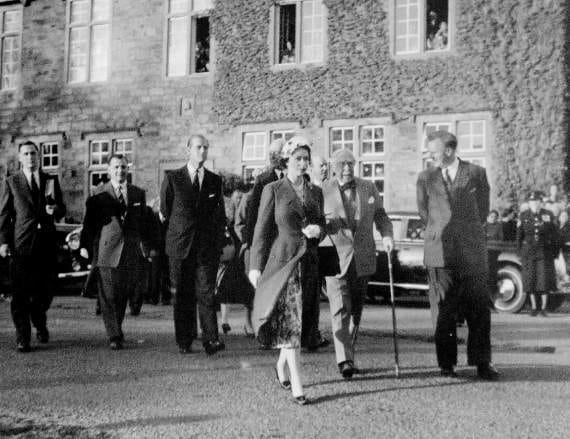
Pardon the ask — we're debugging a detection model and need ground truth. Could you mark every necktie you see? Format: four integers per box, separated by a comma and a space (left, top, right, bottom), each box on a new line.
192, 171, 200, 192
30, 175, 39, 205
443, 168, 452, 187
117, 186, 126, 216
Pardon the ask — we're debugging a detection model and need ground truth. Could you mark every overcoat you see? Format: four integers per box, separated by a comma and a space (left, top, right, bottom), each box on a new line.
250, 177, 324, 334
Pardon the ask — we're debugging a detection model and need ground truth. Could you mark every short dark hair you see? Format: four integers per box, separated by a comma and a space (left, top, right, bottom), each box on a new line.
18, 140, 39, 152
426, 130, 457, 150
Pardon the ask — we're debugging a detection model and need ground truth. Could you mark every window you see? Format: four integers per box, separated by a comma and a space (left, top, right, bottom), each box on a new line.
326, 120, 389, 205
242, 132, 267, 162
0, 7, 21, 90
67, 0, 111, 83
271, 130, 295, 142
88, 137, 134, 193
166, 0, 212, 77
394, 0, 450, 56
420, 116, 488, 169
41, 142, 60, 170
273, 0, 326, 65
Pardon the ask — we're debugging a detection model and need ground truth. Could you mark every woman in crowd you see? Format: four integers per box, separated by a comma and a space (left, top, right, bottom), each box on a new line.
248, 136, 324, 406
486, 209, 504, 241
217, 173, 254, 336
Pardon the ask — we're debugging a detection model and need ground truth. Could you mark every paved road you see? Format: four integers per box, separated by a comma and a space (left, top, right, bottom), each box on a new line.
1, 296, 570, 438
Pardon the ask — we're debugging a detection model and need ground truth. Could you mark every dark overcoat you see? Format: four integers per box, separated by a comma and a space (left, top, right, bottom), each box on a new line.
250, 178, 325, 335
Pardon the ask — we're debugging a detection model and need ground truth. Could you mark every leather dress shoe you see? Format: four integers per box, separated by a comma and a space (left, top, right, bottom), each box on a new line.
274, 367, 291, 391
477, 363, 499, 381
109, 340, 123, 350
204, 340, 225, 355
293, 395, 309, 406
530, 309, 539, 317
440, 367, 458, 378
16, 342, 31, 353
178, 346, 192, 354
338, 361, 355, 380
36, 330, 49, 344
306, 336, 331, 353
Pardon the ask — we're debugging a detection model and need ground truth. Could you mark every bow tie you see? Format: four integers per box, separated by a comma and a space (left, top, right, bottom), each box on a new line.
340, 181, 356, 191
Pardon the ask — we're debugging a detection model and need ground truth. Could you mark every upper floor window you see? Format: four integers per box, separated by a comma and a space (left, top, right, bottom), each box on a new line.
326, 120, 388, 205
41, 142, 60, 170
394, 0, 450, 56
0, 7, 21, 90
273, 0, 326, 66
67, 0, 111, 83
166, 0, 212, 77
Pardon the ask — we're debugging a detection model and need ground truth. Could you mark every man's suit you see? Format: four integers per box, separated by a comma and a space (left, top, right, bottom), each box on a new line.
416, 159, 491, 368
80, 182, 151, 342
0, 170, 65, 344
244, 168, 279, 248
323, 178, 393, 365
160, 166, 225, 349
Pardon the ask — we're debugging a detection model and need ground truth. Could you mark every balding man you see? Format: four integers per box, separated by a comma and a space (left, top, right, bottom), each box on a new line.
160, 135, 226, 355
310, 156, 328, 188
323, 148, 393, 379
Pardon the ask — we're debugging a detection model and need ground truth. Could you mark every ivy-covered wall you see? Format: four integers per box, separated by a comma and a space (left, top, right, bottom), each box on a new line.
212, 0, 569, 204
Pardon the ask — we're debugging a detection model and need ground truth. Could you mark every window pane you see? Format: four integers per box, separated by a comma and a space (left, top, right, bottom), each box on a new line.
395, 0, 419, 54
69, 27, 89, 82
4, 10, 22, 33
70, 0, 89, 24
331, 129, 342, 142
301, 0, 325, 63
278, 4, 296, 64
242, 132, 266, 161
167, 16, 188, 76
169, 0, 188, 14
192, 0, 213, 11
194, 16, 210, 73
92, 0, 111, 21
90, 24, 109, 81
1, 35, 20, 89
344, 129, 353, 141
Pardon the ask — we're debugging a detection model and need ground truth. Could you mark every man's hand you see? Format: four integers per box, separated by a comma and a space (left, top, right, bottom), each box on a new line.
248, 269, 261, 288
0, 244, 11, 258
302, 224, 321, 239
80, 248, 89, 259
45, 205, 56, 215
383, 236, 394, 253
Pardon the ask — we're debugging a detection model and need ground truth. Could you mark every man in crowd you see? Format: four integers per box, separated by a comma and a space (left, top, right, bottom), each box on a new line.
0, 141, 66, 352
160, 134, 226, 355
310, 155, 328, 188
323, 148, 393, 379
417, 130, 498, 380
80, 154, 153, 350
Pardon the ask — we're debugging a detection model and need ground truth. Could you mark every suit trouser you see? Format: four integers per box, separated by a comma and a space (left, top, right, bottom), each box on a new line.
128, 256, 148, 314
169, 251, 218, 348
326, 260, 368, 365
10, 237, 55, 344
98, 262, 142, 342
427, 267, 491, 368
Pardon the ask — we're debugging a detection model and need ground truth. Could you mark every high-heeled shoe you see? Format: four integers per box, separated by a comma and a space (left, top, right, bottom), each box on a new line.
293, 395, 308, 406
274, 367, 291, 391
222, 323, 231, 334
244, 326, 255, 339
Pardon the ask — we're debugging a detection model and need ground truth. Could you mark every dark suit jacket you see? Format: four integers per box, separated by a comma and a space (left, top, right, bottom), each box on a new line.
160, 166, 225, 262
80, 182, 151, 268
244, 168, 279, 247
0, 170, 65, 256
250, 178, 325, 331
416, 160, 490, 274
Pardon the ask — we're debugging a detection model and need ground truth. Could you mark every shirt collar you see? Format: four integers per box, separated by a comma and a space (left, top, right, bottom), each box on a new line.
187, 162, 204, 177
110, 180, 127, 193
23, 169, 40, 183
441, 157, 459, 178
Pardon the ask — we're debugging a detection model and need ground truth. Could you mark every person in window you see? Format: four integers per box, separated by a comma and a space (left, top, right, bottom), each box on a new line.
431, 21, 448, 50
426, 10, 440, 50
195, 40, 209, 73
280, 40, 295, 63
249, 136, 325, 406
517, 191, 560, 317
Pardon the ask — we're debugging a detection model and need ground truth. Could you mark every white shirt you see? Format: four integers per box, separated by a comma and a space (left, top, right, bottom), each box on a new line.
441, 156, 459, 183
187, 163, 204, 189
110, 180, 128, 204
23, 170, 40, 190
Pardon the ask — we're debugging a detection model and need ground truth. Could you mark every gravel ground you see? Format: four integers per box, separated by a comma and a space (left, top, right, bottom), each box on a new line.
1, 296, 570, 438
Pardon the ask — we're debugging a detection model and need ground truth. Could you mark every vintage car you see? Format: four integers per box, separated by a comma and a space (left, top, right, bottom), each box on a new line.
369, 212, 569, 313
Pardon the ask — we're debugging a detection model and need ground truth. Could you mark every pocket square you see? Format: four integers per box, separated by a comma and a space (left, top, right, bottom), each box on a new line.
368, 196, 375, 204
208, 193, 215, 198
469, 188, 477, 193
133, 202, 141, 206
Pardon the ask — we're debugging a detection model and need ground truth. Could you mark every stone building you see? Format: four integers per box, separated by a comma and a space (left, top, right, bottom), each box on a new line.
0, 0, 567, 222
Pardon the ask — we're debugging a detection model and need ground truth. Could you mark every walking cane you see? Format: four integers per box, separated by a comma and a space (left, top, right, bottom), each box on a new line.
387, 250, 400, 377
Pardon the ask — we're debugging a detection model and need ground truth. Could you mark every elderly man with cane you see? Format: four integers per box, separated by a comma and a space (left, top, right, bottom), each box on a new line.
322, 148, 393, 379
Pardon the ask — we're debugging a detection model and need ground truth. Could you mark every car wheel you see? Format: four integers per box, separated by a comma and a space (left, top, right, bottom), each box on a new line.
494, 264, 526, 314
546, 294, 567, 312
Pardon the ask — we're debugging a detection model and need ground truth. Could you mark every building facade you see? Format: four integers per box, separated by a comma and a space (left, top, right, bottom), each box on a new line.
0, 0, 568, 222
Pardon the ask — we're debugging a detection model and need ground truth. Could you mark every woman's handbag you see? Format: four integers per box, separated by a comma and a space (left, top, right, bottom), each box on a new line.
318, 235, 340, 277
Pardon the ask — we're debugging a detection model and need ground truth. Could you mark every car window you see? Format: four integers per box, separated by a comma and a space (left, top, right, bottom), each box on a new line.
406, 218, 424, 240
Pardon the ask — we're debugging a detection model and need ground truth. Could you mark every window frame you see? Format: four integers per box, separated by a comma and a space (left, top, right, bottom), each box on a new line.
164, 0, 214, 79
40, 141, 60, 171
270, 0, 328, 69
65, 0, 112, 84
390, 0, 455, 59
324, 118, 390, 207
418, 112, 492, 170
0, 5, 22, 91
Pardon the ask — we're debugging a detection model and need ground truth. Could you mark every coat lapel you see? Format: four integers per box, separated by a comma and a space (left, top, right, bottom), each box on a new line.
330, 179, 348, 219
17, 171, 35, 207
